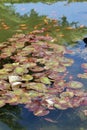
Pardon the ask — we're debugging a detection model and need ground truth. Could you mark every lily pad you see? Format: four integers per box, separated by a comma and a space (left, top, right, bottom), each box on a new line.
0, 69, 8, 75
60, 91, 74, 98
30, 66, 45, 72
40, 77, 51, 84
8, 75, 21, 84
0, 100, 6, 107
67, 81, 83, 89
14, 67, 28, 75
22, 74, 33, 81
81, 63, 87, 69
26, 82, 48, 92
78, 73, 87, 79
34, 107, 50, 116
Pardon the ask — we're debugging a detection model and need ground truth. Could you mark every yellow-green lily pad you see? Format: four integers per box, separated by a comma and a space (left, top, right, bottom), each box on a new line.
22, 74, 33, 81
67, 81, 83, 89
40, 77, 51, 84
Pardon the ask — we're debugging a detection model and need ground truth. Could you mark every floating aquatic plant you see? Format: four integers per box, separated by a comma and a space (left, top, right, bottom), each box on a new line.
0, 32, 87, 116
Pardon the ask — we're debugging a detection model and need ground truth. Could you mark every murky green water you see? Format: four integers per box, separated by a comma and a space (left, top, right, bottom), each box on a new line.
0, 1, 87, 130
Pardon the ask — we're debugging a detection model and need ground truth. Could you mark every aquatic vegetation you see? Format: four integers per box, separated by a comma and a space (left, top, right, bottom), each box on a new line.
0, 32, 87, 117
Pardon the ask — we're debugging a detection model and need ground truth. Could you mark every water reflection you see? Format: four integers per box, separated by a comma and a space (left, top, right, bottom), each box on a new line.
8, 1, 87, 26
0, 105, 26, 130
0, 3, 87, 45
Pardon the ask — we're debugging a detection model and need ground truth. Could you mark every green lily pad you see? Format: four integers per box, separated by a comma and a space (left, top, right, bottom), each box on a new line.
22, 74, 33, 81
40, 77, 51, 84
60, 91, 74, 98
0, 69, 8, 75
61, 58, 74, 66
67, 81, 83, 89
54, 103, 67, 110
14, 42, 25, 49
27, 90, 44, 98
26, 82, 48, 92
53, 66, 66, 72
13, 89, 24, 95
14, 67, 28, 75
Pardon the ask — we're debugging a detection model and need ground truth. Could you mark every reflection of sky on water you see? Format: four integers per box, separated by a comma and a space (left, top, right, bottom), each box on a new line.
6, 1, 87, 26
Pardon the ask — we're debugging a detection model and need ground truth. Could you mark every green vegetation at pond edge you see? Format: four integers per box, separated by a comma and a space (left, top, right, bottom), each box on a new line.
0, 4, 87, 45
1, 0, 87, 3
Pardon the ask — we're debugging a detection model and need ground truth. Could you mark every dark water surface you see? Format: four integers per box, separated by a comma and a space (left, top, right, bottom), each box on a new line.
0, 1, 87, 130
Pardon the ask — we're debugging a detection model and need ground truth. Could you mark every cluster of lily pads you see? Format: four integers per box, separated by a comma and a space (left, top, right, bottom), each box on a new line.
0, 31, 87, 116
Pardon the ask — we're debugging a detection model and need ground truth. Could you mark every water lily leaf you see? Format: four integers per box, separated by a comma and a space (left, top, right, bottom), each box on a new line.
54, 66, 66, 72
0, 80, 11, 90
40, 77, 51, 84
7, 96, 18, 105
8, 75, 21, 84
54, 80, 65, 88
3, 63, 14, 71
48, 72, 60, 80
82, 110, 87, 116
18, 96, 29, 104
26, 82, 47, 92
27, 90, 44, 98
14, 67, 28, 75
8, 37, 17, 42
81, 63, 87, 69
60, 91, 74, 98
34, 107, 50, 116
23, 46, 35, 52
54, 103, 67, 110
22, 74, 33, 81
30, 66, 45, 72
44, 61, 59, 70
0, 69, 8, 75
23, 63, 36, 68
67, 81, 83, 89
0, 100, 5, 107
13, 89, 24, 95
61, 58, 74, 66
14, 42, 25, 49
11, 82, 22, 88
77, 73, 87, 79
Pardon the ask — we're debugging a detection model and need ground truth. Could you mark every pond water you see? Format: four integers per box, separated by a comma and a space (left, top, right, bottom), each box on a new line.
0, 1, 87, 130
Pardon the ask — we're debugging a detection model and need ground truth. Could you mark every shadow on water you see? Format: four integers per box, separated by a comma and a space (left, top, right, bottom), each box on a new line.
0, 104, 87, 130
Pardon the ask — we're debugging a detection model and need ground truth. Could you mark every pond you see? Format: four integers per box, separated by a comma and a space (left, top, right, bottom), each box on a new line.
0, 0, 87, 130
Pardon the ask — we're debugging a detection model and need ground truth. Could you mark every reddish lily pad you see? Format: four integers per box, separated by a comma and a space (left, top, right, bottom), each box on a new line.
30, 66, 45, 72
81, 63, 87, 69
34, 107, 50, 116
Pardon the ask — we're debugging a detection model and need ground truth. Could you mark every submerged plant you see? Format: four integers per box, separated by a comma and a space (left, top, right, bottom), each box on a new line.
0, 31, 87, 116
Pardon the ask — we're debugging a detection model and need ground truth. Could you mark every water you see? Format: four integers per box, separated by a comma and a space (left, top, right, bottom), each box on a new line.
12, 2, 87, 26
0, 1, 87, 130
